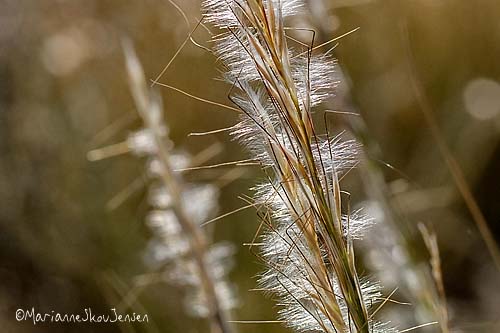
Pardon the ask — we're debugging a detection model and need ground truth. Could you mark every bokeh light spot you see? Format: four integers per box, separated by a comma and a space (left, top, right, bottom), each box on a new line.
40, 29, 88, 76
463, 78, 500, 121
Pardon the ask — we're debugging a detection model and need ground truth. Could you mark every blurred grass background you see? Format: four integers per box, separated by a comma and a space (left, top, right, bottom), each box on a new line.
0, 0, 499, 332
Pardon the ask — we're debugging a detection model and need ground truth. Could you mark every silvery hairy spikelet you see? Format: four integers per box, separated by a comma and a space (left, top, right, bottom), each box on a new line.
122, 42, 237, 333
202, 1, 398, 332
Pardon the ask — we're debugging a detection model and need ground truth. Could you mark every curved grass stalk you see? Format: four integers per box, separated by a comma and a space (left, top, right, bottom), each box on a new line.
119, 41, 236, 333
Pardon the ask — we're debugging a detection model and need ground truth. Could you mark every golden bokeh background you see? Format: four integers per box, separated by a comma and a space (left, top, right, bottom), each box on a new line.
1, 1, 499, 332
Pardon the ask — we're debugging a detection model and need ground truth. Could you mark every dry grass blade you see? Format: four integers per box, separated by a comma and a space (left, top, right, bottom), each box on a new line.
418, 224, 450, 333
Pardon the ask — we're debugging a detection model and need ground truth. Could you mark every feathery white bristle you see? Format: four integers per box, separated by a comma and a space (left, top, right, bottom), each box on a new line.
203, 0, 398, 332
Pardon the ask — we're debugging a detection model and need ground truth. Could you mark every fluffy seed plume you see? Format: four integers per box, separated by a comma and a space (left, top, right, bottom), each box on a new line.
202, 1, 397, 332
